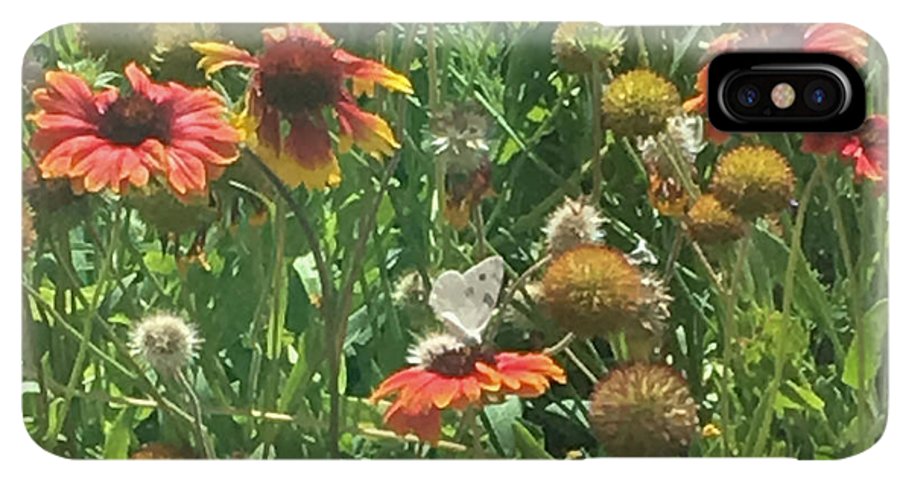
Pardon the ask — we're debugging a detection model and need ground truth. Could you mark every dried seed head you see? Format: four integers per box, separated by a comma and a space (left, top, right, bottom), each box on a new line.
544, 197, 607, 256
589, 363, 698, 456
686, 194, 747, 245
542, 245, 671, 339
430, 102, 491, 175
551, 23, 627, 74
130, 313, 201, 374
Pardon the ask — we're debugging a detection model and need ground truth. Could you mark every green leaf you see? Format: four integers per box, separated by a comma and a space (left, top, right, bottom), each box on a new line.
842, 299, 888, 389
774, 392, 803, 415
483, 397, 523, 456
285, 262, 312, 334
512, 420, 551, 459
785, 380, 825, 412
102, 407, 134, 459
143, 251, 176, 276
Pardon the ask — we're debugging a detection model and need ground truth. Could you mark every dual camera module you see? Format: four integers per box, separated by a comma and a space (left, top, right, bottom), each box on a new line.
708, 53, 865, 132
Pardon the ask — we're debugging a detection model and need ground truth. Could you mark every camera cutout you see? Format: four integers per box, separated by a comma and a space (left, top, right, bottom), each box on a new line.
708, 53, 865, 132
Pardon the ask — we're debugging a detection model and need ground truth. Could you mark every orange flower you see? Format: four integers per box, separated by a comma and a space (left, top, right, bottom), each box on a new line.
802, 115, 888, 182
192, 24, 412, 189
370, 334, 566, 444
29, 63, 239, 197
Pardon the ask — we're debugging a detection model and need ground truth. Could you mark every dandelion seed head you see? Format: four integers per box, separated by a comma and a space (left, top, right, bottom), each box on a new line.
129, 313, 201, 374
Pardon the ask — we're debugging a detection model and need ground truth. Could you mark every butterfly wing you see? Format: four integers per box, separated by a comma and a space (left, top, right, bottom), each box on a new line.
428, 256, 505, 342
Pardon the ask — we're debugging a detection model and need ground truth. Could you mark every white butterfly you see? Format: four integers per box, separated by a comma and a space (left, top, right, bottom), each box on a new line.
428, 256, 505, 344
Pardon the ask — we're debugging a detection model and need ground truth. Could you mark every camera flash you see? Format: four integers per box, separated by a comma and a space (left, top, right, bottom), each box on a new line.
771, 82, 796, 109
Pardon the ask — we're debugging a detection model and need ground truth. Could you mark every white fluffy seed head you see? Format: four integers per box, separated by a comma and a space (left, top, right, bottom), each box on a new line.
129, 313, 201, 374
544, 197, 607, 256
406, 333, 467, 367
638, 114, 706, 172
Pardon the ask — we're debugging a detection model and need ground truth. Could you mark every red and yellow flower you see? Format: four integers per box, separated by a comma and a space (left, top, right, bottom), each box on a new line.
28, 62, 239, 197
192, 24, 413, 189
369, 334, 566, 444
802, 115, 888, 183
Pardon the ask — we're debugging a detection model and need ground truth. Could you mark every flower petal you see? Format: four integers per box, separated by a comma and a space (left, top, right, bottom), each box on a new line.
334, 49, 413, 94
191, 41, 259, 75
336, 100, 400, 159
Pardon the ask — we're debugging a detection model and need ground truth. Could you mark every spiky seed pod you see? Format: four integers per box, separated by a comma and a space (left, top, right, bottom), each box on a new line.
543, 197, 607, 256
78, 23, 155, 71
542, 245, 670, 338
551, 22, 626, 74
602, 69, 681, 138
686, 194, 747, 244
152, 24, 222, 86
129, 313, 201, 374
22, 167, 89, 235
589, 363, 699, 456
127, 183, 219, 235
711, 145, 795, 219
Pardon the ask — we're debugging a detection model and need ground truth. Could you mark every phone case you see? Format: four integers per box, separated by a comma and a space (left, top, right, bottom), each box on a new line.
21, 22, 887, 459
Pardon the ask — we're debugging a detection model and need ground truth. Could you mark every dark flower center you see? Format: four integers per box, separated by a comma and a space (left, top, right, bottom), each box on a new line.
99, 94, 171, 146
258, 39, 343, 115
426, 344, 496, 377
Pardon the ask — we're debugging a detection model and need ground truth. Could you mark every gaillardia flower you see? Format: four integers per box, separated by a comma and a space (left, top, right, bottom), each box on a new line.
686, 194, 747, 244
129, 312, 202, 374
542, 244, 671, 339
543, 197, 607, 256
192, 24, 413, 189
802, 115, 888, 183
370, 333, 565, 444
589, 363, 698, 457
28, 63, 239, 196
602, 69, 680, 138
711, 145, 795, 219
551, 22, 626, 74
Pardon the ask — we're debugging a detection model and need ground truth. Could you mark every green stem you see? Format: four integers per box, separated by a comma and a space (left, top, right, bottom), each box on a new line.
719, 236, 750, 455
747, 162, 824, 456
175, 369, 215, 458
44, 208, 122, 446
821, 162, 867, 449
590, 61, 606, 204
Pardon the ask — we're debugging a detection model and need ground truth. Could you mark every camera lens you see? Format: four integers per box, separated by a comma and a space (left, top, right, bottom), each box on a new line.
737, 85, 761, 108
804, 80, 838, 112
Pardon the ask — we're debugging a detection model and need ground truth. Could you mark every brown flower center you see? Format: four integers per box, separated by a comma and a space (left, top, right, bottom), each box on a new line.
258, 39, 343, 115
426, 344, 495, 377
99, 94, 171, 146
